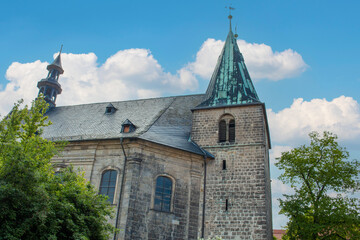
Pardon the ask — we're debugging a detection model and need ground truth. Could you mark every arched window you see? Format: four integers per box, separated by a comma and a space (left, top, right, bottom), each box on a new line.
219, 120, 227, 142
229, 119, 235, 142
218, 115, 236, 143
99, 170, 117, 203
154, 176, 173, 212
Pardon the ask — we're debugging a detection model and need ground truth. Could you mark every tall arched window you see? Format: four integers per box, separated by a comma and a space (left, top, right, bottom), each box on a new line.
154, 176, 173, 212
99, 170, 117, 203
218, 115, 236, 143
229, 119, 235, 142
219, 120, 227, 142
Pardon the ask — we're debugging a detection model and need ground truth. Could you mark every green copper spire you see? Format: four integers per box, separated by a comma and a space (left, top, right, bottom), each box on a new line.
199, 28, 260, 107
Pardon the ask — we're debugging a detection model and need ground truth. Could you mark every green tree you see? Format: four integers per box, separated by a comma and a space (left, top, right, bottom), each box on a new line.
0, 98, 115, 240
276, 131, 360, 240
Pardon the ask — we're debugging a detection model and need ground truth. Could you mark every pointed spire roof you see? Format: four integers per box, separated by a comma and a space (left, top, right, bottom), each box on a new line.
199, 28, 260, 107
47, 49, 64, 74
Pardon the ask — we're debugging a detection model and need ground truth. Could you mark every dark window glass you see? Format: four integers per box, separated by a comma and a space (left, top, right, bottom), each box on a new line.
50, 69, 58, 78
99, 170, 117, 203
105, 107, 112, 114
222, 160, 227, 170
45, 88, 52, 96
219, 120, 227, 142
229, 119, 235, 142
154, 176, 172, 212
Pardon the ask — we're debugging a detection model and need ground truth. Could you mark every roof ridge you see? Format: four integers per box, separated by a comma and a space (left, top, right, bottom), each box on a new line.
54, 93, 205, 109
139, 97, 177, 136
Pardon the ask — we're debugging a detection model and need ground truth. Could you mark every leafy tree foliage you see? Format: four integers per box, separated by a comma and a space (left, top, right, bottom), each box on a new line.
0, 98, 115, 240
276, 131, 360, 240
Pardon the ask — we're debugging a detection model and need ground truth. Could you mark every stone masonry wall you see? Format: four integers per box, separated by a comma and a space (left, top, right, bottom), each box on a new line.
192, 104, 272, 240
52, 139, 204, 240
118, 140, 203, 240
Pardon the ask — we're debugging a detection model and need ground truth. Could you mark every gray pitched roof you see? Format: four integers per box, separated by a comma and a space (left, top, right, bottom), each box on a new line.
42, 94, 213, 157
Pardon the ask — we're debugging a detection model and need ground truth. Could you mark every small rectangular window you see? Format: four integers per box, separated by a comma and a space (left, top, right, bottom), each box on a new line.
225, 199, 229, 211
123, 125, 130, 133
222, 160, 226, 170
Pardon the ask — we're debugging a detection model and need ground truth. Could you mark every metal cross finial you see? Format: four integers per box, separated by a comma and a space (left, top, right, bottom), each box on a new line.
227, 6, 235, 15
226, 6, 235, 30
59, 44, 63, 54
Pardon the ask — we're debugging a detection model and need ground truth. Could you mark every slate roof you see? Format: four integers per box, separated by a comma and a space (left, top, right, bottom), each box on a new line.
42, 94, 213, 157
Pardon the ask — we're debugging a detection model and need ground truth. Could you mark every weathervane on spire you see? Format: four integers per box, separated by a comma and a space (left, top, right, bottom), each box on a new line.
226, 6, 235, 30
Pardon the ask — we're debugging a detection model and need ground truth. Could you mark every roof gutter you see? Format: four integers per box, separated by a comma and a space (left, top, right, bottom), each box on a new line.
191, 140, 208, 239
113, 137, 127, 240
201, 153, 207, 239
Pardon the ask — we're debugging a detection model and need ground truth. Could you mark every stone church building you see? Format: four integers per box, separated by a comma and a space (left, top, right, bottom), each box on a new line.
38, 19, 272, 240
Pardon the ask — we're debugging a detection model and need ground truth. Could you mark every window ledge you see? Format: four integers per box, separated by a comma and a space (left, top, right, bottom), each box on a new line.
150, 208, 174, 214
218, 141, 236, 145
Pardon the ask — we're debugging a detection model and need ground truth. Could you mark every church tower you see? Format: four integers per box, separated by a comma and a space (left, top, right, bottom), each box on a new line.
192, 15, 272, 240
37, 48, 64, 109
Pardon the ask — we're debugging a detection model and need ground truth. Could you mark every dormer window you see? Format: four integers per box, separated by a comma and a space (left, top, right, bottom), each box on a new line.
121, 119, 136, 133
105, 103, 117, 114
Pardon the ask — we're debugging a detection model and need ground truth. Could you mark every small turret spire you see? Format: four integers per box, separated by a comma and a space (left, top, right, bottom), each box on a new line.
37, 46, 64, 109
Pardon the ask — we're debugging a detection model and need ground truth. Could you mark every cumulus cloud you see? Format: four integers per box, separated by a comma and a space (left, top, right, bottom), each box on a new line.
272, 179, 294, 195
269, 145, 293, 164
0, 49, 199, 116
0, 60, 47, 116
268, 96, 360, 144
185, 38, 308, 81
0, 37, 307, 116
272, 197, 289, 229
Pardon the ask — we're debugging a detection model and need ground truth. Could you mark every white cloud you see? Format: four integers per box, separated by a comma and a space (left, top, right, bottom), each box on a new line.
0, 49, 199, 116
272, 197, 289, 229
328, 192, 347, 198
272, 179, 294, 195
269, 145, 293, 164
238, 40, 308, 80
0, 60, 47, 116
186, 38, 308, 81
0, 37, 307, 116
268, 96, 360, 144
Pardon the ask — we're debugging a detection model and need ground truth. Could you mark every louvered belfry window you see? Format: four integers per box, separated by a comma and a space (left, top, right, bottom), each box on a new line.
219, 115, 236, 143
99, 170, 117, 203
219, 120, 227, 142
229, 119, 235, 142
154, 176, 172, 212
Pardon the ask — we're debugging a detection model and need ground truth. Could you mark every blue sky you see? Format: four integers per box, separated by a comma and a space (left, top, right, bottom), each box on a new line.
1, 0, 360, 230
